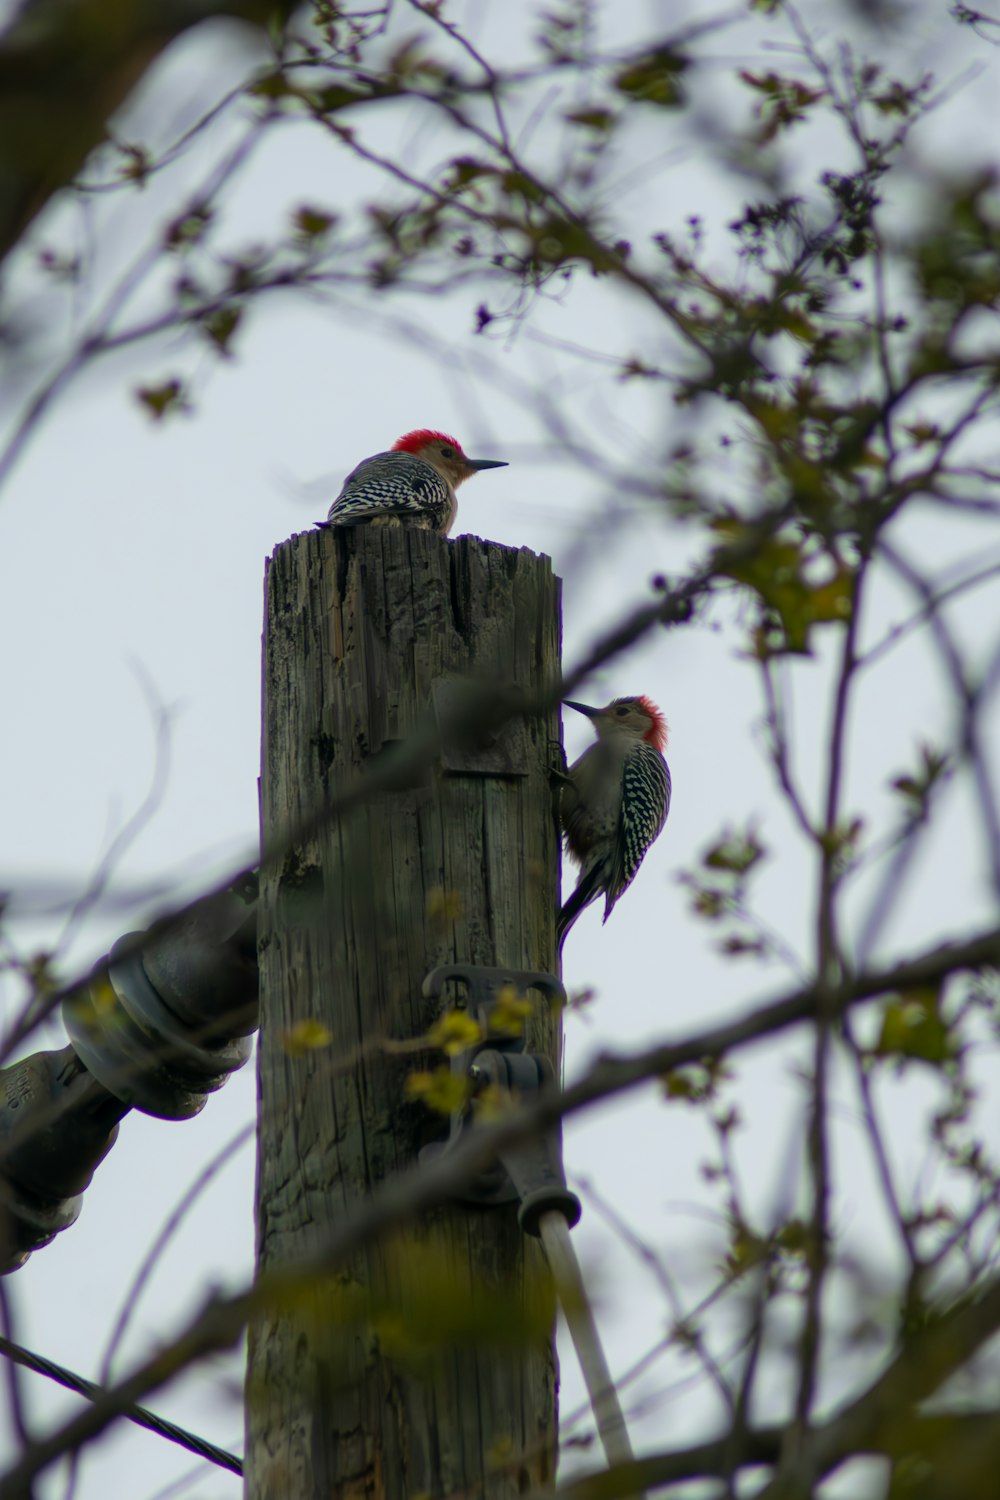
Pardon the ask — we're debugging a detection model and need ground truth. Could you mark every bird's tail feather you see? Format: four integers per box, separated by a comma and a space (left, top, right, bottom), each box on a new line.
556, 864, 603, 950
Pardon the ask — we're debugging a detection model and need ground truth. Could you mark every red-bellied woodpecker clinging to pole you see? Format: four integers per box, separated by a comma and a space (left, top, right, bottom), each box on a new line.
323, 429, 508, 534
557, 696, 671, 948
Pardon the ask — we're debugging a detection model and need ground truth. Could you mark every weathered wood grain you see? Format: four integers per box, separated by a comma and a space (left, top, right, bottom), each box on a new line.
246, 527, 563, 1499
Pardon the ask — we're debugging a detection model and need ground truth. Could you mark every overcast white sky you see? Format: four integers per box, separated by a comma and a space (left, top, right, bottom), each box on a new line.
2, 2, 1000, 1496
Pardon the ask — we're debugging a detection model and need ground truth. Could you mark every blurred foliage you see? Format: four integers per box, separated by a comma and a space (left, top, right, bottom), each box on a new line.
678, 825, 774, 957
890, 744, 951, 826
256, 1227, 555, 1374
3, 0, 1000, 1495
282, 1016, 334, 1054
404, 1063, 470, 1114
426, 1008, 482, 1056
487, 984, 533, 1037
873, 987, 954, 1067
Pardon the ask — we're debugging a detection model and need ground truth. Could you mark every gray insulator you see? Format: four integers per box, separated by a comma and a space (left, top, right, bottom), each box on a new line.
63, 883, 258, 1121
64, 935, 252, 1120
0, 888, 260, 1268
0, 1047, 126, 1272
140, 887, 259, 1040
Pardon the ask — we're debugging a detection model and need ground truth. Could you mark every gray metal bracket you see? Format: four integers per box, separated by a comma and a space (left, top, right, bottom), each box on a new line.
420, 963, 581, 1233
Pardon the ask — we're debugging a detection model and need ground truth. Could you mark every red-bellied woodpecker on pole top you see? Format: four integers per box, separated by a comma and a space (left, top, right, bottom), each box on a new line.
557, 695, 672, 949
322, 429, 508, 535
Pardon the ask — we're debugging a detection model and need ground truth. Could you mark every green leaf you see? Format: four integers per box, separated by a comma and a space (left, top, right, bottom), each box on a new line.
293, 206, 337, 240
903, 419, 940, 446
890, 743, 951, 822
817, 817, 864, 869
312, 84, 373, 113
662, 1058, 732, 1104
405, 1067, 472, 1114
872, 82, 917, 116
564, 108, 617, 131
875, 989, 953, 1067
427, 1011, 482, 1056
740, 70, 825, 142
614, 48, 689, 109
116, 143, 151, 186
724, 1220, 767, 1278
426, 886, 463, 923
25, 950, 58, 998
502, 169, 546, 204
282, 1018, 333, 1056
715, 524, 854, 655
775, 1218, 813, 1259
488, 985, 532, 1038
365, 1232, 556, 1359
721, 934, 766, 956
135, 379, 189, 422
202, 306, 242, 357
164, 205, 212, 251
447, 157, 495, 189
247, 72, 296, 101
703, 830, 766, 876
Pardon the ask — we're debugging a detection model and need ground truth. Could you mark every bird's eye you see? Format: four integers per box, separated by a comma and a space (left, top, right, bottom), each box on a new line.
616, 706, 629, 717
440, 446, 454, 458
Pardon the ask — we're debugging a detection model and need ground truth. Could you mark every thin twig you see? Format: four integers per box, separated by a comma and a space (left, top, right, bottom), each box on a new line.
782, 556, 868, 1487
99, 1127, 254, 1387
580, 1176, 735, 1416
882, 538, 1000, 896
1, 923, 997, 1494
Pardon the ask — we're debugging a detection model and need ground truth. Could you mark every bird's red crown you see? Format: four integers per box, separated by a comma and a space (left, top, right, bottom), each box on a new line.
636, 695, 668, 752
393, 429, 463, 456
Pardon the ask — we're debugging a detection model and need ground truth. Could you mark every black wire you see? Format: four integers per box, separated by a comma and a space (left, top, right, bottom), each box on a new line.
0, 1287, 31, 1449
0, 1334, 242, 1477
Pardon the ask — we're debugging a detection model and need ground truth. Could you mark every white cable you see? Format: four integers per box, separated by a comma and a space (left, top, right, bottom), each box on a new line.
538, 1210, 641, 1487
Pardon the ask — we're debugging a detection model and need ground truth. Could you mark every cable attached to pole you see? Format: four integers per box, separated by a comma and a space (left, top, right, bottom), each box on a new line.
419, 963, 644, 1494
538, 1210, 638, 1475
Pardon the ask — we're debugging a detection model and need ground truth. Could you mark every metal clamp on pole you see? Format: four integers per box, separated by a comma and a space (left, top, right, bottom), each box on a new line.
420, 962, 640, 1490
420, 962, 581, 1228
468, 1049, 582, 1234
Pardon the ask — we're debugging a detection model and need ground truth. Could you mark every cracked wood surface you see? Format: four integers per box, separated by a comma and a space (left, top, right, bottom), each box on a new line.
246, 527, 563, 1499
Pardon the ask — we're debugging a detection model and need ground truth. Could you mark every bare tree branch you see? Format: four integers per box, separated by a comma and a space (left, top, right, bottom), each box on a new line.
1, 922, 998, 1493
0, 0, 297, 265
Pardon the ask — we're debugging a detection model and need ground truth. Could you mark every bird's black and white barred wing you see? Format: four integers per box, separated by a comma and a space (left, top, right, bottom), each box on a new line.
603, 745, 671, 920
326, 450, 450, 528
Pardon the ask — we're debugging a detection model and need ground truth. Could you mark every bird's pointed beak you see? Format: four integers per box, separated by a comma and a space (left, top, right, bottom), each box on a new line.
464, 458, 508, 471
563, 700, 601, 720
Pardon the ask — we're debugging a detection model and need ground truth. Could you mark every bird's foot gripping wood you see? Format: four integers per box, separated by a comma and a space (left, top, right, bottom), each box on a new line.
547, 739, 571, 785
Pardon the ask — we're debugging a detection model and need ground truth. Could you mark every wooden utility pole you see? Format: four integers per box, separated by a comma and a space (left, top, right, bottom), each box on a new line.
246, 527, 563, 1499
